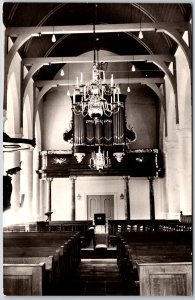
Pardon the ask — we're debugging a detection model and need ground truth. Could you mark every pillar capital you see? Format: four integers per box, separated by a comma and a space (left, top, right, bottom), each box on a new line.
46, 177, 53, 182
41, 150, 47, 156
122, 175, 130, 181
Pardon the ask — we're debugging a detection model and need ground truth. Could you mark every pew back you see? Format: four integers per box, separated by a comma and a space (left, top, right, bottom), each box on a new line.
3, 263, 46, 295
117, 231, 192, 296
3, 231, 79, 247
137, 262, 192, 296
4, 256, 54, 270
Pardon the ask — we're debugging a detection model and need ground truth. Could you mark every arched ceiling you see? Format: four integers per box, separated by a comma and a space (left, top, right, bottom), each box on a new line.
3, 3, 192, 81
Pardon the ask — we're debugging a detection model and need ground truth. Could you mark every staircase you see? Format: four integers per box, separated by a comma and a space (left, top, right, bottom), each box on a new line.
81, 233, 117, 259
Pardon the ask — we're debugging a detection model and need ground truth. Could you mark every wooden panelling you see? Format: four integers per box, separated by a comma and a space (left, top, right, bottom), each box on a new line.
138, 262, 192, 296
38, 149, 164, 178
3, 263, 45, 296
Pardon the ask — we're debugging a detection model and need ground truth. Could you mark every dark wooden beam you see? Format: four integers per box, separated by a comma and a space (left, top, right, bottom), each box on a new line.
6, 22, 189, 36
35, 78, 164, 88
22, 54, 174, 66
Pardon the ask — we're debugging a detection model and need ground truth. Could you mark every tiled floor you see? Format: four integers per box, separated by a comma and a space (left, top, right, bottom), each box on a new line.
64, 259, 130, 296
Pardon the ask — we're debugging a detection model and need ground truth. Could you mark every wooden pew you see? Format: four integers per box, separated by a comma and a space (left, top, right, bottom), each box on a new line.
120, 230, 192, 243
117, 231, 192, 295
4, 243, 76, 277
3, 263, 46, 295
3, 220, 94, 249
48, 220, 93, 247
3, 256, 58, 295
4, 231, 81, 272
3, 232, 81, 294
117, 231, 192, 270
137, 262, 192, 296
3, 247, 62, 293
48, 220, 92, 232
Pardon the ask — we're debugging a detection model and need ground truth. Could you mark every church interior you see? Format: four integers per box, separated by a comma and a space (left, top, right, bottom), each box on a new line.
2, 2, 192, 296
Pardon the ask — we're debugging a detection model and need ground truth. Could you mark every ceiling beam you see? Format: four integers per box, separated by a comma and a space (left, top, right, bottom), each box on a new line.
22, 54, 174, 66
6, 22, 189, 36
34, 78, 164, 88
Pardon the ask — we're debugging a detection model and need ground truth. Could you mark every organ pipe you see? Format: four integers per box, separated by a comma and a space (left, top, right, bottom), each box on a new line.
72, 97, 126, 148
95, 119, 103, 145
74, 114, 85, 144
86, 120, 95, 145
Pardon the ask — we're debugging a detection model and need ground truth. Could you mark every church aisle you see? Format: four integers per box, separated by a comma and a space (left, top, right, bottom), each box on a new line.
62, 259, 131, 296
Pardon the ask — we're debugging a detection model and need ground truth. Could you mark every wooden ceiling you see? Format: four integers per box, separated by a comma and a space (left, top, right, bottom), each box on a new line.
3, 3, 192, 80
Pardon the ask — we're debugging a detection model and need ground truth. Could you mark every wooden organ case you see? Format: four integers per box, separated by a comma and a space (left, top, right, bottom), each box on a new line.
73, 94, 127, 159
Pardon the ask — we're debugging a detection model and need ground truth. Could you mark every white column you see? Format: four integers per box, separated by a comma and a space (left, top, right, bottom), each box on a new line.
163, 141, 181, 219
176, 128, 192, 214
70, 176, 76, 220
32, 150, 41, 221
123, 176, 130, 220
20, 150, 33, 222
39, 179, 45, 220
46, 177, 53, 221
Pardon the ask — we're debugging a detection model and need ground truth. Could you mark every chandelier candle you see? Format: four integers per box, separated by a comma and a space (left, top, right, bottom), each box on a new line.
111, 74, 114, 87
80, 72, 83, 84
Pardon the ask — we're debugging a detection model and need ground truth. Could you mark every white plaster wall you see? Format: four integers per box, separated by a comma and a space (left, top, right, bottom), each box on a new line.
51, 178, 72, 220
41, 180, 47, 220
48, 176, 165, 220
75, 176, 125, 220
153, 178, 167, 219
126, 88, 157, 149
5, 52, 22, 136
164, 77, 177, 142
129, 178, 150, 219
42, 87, 72, 150
47, 176, 125, 220
23, 78, 34, 139
176, 32, 191, 130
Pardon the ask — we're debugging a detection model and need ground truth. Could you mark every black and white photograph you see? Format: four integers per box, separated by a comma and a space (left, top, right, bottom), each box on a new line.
2, 2, 192, 296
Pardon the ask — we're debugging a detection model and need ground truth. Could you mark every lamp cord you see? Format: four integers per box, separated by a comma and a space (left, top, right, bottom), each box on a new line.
93, 23, 96, 65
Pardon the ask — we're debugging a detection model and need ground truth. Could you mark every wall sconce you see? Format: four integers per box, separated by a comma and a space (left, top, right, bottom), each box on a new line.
77, 194, 82, 200
120, 193, 124, 200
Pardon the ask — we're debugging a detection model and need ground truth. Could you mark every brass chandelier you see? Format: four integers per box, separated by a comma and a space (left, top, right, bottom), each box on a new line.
72, 24, 122, 120
89, 146, 111, 171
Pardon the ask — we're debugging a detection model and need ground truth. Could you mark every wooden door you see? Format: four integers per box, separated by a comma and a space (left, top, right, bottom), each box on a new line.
87, 195, 114, 221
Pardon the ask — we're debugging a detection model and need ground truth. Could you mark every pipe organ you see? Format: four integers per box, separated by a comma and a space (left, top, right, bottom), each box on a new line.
73, 96, 126, 150
63, 94, 137, 166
